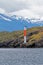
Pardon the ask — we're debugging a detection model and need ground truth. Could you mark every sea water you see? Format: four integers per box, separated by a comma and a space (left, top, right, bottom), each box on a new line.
0, 48, 43, 65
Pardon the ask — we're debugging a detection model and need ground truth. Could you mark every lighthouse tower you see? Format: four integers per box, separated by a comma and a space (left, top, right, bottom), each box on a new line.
20, 26, 27, 47
24, 26, 26, 44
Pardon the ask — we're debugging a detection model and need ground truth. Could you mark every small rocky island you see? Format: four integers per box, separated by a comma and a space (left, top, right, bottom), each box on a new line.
0, 27, 43, 48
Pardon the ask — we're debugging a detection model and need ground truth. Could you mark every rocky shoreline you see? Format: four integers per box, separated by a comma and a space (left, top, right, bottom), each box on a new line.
0, 39, 43, 48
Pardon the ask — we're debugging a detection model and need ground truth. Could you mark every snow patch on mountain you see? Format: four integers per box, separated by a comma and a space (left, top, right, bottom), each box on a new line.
11, 15, 22, 20
0, 15, 11, 21
2, 16, 11, 21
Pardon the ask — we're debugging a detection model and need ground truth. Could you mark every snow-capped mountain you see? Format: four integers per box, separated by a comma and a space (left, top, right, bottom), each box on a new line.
0, 13, 43, 31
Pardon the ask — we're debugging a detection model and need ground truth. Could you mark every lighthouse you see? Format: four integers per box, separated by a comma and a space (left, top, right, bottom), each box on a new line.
20, 26, 27, 47
24, 26, 26, 44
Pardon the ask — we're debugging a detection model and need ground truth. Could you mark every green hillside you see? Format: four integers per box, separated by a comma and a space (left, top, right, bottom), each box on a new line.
0, 26, 43, 48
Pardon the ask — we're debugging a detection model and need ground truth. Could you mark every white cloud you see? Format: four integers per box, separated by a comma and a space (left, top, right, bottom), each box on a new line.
0, 8, 5, 14
31, 6, 43, 16
0, 0, 43, 19
9, 9, 40, 19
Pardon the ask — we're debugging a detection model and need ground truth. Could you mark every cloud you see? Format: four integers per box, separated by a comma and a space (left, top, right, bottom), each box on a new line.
0, 0, 43, 19
0, 0, 30, 12
31, 6, 43, 16
0, 0, 43, 12
9, 9, 38, 18
0, 8, 5, 13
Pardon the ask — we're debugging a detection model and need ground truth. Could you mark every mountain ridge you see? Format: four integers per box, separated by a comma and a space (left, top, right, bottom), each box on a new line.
0, 13, 43, 31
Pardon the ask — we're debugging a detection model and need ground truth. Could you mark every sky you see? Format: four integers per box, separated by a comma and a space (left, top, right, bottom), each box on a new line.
0, 0, 43, 19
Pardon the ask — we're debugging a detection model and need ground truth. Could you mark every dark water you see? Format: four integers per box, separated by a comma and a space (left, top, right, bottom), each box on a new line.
0, 48, 43, 65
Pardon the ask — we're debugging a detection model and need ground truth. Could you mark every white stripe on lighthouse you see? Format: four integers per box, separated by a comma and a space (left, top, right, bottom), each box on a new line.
24, 27, 26, 30
24, 36, 26, 43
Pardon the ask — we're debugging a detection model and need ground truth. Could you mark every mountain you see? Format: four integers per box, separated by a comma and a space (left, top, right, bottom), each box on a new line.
0, 13, 43, 31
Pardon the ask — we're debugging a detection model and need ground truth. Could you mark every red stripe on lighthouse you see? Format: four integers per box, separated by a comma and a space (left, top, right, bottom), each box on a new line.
24, 27, 26, 36
24, 30, 26, 36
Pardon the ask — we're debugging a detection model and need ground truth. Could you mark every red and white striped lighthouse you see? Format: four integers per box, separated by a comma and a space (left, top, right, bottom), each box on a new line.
24, 26, 26, 43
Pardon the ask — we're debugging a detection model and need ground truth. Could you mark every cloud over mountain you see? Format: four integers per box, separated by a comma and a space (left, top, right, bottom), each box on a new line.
9, 9, 40, 19
0, 8, 6, 14
0, 0, 43, 19
0, 0, 43, 23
